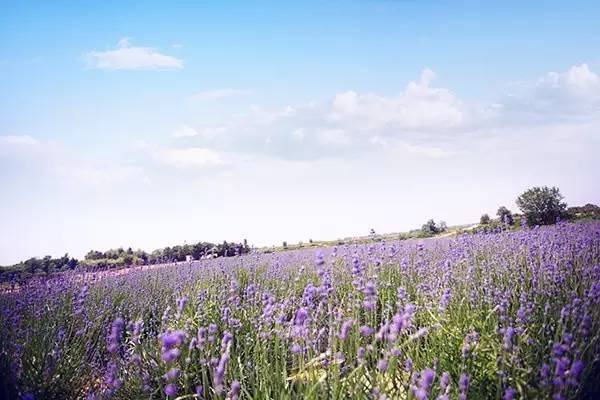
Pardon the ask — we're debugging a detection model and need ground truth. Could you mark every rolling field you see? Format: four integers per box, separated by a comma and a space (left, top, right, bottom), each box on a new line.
1, 221, 599, 399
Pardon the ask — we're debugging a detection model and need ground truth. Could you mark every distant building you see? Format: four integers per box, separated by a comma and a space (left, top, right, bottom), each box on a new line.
185, 255, 193, 262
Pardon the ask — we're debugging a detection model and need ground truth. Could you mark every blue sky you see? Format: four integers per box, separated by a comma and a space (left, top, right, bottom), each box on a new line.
1, 1, 600, 264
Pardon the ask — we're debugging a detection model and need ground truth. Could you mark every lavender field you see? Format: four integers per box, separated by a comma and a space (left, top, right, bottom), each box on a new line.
1, 221, 599, 399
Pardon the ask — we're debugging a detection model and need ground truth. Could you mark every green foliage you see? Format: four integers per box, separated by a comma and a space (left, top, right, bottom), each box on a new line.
421, 219, 446, 235
480, 214, 491, 225
0, 254, 78, 281
567, 203, 600, 221
496, 206, 514, 225
81, 240, 251, 269
2, 240, 253, 282
516, 186, 567, 226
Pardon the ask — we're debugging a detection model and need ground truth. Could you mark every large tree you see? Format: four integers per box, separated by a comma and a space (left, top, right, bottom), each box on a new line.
516, 186, 567, 226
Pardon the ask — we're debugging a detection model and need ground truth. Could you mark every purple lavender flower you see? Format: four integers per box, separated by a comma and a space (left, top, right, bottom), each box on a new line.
228, 380, 241, 400
377, 358, 389, 372
357, 347, 366, 362
503, 327, 515, 351
413, 368, 436, 400
568, 360, 584, 386
440, 371, 450, 391
160, 330, 186, 363
339, 319, 353, 341
164, 383, 178, 397
503, 387, 516, 400
459, 373, 469, 400
439, 288, 451, 312
359, 325, 374, 336
213, 342, 231, 395
107, 317, 124, 354
164, 368, 180, 381
294, 307, 309, 326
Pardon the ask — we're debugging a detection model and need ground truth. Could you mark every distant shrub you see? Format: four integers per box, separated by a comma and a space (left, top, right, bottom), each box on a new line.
421, 219, 446, 235
567, 203, 600, 221
496, 206, 514, 225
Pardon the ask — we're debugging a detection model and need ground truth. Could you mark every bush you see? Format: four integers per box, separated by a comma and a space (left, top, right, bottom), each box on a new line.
421, 219, 446, 235
496, 206, 514, 225
480, 214, 491, 225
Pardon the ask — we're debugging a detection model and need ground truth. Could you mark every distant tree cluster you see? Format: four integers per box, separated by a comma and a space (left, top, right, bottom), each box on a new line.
83, 240, 251, 269
474, 186, 598, 232
82, 247, 148, 269
1, 239, 252, 281
159, 239, 251, 261
0, 254, 78, 282
567, 203, 600, 220
420, 219, 447, 237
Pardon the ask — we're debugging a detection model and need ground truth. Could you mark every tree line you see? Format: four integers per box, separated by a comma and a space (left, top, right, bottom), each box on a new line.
0, 239, 251, 282
2, 186, 599, 283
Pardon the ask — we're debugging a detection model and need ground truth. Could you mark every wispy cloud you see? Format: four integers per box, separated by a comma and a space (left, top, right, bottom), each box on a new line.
157, 147, 224, 169
171, 64, 600, 162
84, 38, 183, 71
504, 63, 600, 119
1, 135, 38, 145
328, 68, 472, 131
190, 89, 251, 101
172, 125, 199, 139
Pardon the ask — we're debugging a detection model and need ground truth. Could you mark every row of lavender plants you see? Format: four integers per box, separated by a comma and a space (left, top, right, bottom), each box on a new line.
1, 221, 599, 399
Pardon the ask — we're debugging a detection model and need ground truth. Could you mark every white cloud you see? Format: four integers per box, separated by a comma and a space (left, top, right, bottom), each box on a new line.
394, 141, 454, 159
158, 147, 224, 169
329, 68, 468, 130
176, 70, 473, 158
172, 125, 199, 138
292, 128, 305, 141
539, 63, 599, 95
317, 129, 351, 146
369, 136, 453, 158
1, 135, 38, 145
505, 63, 600, 118
84, 38, 183, 70
172, 124, 230, 142
0, 135, 150, 190
58, 163, 148, 187
170, 64, 600, 162
190, 89, 251, 101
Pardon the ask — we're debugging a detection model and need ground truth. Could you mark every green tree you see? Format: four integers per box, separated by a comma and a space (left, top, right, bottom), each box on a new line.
438, 221, 447, 232
516, 186, 567, 226
496, 206, 514, 225
421, 219, 440, 235
480, 214, 491, 225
